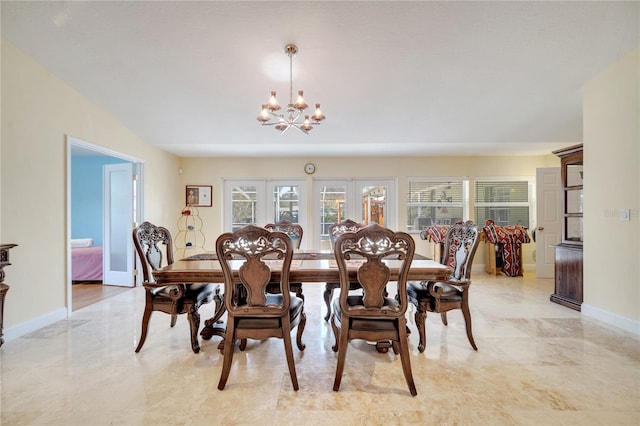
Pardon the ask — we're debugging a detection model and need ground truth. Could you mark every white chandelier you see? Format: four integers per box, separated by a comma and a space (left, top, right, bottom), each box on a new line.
257, 44, 325, 134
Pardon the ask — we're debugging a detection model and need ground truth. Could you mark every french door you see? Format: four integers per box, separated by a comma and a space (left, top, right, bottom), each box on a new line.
223, 179, 307, 241
313, 179, 396, 249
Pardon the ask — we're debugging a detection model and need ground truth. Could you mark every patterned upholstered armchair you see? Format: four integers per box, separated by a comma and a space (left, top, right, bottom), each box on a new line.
406, 220, 480, 352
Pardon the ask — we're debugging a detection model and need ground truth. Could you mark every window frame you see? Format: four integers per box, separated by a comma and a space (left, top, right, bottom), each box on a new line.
405, 177, 469, 233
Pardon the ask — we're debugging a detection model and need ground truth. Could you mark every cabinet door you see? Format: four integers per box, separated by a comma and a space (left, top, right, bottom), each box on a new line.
552, 245, 583, 310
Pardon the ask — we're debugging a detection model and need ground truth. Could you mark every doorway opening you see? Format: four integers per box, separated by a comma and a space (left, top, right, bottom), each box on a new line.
66, 136, 144, 314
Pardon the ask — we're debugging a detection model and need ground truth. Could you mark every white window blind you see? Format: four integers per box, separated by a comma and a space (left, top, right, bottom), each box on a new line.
474, 179, 532, 228
406, 178, 467, 232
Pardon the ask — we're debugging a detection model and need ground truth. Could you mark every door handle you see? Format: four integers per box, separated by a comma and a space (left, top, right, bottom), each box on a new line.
537, 226, 544, 231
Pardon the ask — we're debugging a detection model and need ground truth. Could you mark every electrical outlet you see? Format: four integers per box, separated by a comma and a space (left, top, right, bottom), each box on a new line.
619, 209, 630, 221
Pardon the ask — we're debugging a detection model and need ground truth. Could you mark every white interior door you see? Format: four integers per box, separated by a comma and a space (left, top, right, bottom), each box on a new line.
535, 167, 561, 278
103, 163, 134, 286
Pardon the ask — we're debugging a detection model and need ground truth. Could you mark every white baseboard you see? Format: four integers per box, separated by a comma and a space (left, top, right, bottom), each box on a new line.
3, 308, 68, 343
582, 303, 640, 337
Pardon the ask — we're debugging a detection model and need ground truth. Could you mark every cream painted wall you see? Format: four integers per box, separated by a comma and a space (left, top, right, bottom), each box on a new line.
177, 155, 559, 263
0, 39, 181, 331
583, 48, 640, 323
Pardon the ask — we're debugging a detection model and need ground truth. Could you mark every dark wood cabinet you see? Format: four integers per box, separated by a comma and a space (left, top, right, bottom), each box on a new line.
551, 144, 583, 311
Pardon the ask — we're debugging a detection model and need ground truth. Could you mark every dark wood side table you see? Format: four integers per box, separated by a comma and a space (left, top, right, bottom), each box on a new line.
0, 243, 18, 346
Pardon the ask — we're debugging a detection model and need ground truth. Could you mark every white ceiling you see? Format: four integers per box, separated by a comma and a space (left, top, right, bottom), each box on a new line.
2, 1, 638, 158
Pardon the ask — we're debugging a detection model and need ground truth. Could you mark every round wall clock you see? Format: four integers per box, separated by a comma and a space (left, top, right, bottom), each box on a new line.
304, 162, 316, 175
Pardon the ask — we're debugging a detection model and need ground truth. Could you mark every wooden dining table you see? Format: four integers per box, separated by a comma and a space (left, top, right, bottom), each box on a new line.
152, 250, 452, 350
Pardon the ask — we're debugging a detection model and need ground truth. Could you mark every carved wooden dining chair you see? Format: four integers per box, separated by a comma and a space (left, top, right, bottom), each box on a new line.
323, 219, 365, 321
265, 220, 304, 300
406, 220, 480, 352
216, 224, 306, 391
330, 223, 417, 396
132, 221, 222, 353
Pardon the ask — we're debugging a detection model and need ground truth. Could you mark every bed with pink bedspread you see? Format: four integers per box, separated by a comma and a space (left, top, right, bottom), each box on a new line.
71, 241, 103, 282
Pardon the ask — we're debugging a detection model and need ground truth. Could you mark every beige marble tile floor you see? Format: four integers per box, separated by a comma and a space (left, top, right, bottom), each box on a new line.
1, 273, 639, 425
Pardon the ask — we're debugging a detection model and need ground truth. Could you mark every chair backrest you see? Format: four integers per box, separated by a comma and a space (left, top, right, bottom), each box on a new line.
440, 220, 480, 281
328, 219, 364, 249
333, 223, 415, 318
132, 221, 174, 283
265, 220, 303, 249
216, 224, 293, 316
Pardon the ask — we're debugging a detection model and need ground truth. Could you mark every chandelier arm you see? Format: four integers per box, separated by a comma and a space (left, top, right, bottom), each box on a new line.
270, 111, 285, 120
280, 125, 293, 135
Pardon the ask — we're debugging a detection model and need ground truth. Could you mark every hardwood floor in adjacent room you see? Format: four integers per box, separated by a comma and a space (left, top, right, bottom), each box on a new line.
72, 283, 132, 311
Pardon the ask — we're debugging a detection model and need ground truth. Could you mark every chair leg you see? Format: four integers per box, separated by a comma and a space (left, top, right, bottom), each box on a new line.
414, 309, 427, 353
330, 313, 340, 352
398, 318, 417, 396
282, 320, 299, 391
135, 307, 153, 353
461, 298, 478, 351
170, 314, 178, 327
239, 338, 248, 351
187, 308, 201, 354
217, 321, 236, 390
296, 311, 307, 351
293, 283, 305, 302
333, 320, 350, 391
323, 284, 335, 321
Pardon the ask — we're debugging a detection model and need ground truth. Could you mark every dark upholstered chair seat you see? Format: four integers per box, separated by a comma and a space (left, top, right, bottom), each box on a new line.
332, 296, 400, 331
152, 283, 217, 303
407, 281, 463, 303
236, 295, 304, 329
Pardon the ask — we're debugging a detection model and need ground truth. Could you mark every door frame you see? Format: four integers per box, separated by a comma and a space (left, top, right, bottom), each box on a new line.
66, 135, 145, 315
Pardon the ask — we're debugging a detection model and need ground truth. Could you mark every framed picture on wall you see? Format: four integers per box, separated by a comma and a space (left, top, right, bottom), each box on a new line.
185, 185, 212, 207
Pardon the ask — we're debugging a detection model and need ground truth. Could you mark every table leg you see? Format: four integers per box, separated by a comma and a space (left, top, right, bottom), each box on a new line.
0, 284, 8, 347
375, 341, 391, 353
200, 302, 226, 347
200, 318, 226, 340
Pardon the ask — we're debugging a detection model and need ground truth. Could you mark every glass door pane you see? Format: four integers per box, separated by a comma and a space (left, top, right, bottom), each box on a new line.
356, 179, 395, 229
272, 185, 300, 223
317, 183, 348, 250
230, 184, 257, 232
361, 185, 386, 226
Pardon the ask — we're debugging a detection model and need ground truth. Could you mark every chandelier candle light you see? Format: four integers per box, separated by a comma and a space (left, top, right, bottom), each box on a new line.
257, 44, 325, 134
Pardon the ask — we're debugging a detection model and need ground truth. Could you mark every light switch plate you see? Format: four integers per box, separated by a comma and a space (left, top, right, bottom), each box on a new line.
619, 209, 630, 221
